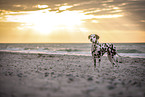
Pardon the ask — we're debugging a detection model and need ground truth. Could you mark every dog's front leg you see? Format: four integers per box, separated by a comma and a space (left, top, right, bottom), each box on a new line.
107, 54, 115, 68
93, 57, 101, 68
94, 58, 96, 68
113, 55, 119, 68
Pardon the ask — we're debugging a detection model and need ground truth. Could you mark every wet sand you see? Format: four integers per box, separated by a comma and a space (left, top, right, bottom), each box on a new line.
0, 52, 145, 97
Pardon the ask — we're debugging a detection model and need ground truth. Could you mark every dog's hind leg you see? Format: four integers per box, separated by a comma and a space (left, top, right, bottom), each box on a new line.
94, 58, 96, 68
113, 55, 119, 68
98, 58, 101, 67
107, 54, 116, 68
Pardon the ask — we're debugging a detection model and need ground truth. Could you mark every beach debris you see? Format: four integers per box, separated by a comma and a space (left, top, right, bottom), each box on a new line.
121, 81, 125, 86
57, 74, 63, 77
87, 77, 93, 81
107, 85, 115, 90
83, 86, 97, 94
118, 91, 123, 95
95, 81, 100, 84
4, 71, 13, 76
76, 75, 79, 77
8, 72, 13, 76
50, 67, 53, 69
48, 55, 55, 57
128, 80, 132, 84
44, 72, 49, 77
38, 53, 43, 57
68, 77, 74, 81
17, 73, 23, 77
66, 74, 73, 77
51, 72, 54, 75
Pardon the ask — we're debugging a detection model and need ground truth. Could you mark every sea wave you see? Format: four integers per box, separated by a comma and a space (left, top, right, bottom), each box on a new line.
0, 49, 145, 58
0, 43, 145, 58
57, 48, 81, 52
117, 49, 143, 53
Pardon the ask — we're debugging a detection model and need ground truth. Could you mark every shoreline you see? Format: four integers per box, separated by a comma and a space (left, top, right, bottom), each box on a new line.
0, 52, 145, 97
0, 50, 145, 59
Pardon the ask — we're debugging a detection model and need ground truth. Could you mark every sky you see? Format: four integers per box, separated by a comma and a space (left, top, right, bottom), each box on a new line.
0, 0, 145, 43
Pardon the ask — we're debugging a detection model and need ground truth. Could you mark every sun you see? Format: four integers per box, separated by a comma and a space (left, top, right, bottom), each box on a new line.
3, 5, 123, 36
16, 9, 86, 35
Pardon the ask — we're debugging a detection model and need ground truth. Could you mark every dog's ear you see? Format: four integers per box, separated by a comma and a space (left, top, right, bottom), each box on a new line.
95, 34, 99, 39
88, 35, 91, 39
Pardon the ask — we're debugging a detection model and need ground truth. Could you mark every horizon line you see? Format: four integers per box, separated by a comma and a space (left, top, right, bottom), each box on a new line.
0, 42, 145, 44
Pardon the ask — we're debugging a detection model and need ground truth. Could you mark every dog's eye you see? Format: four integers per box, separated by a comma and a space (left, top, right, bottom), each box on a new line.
93, 36, 95, 38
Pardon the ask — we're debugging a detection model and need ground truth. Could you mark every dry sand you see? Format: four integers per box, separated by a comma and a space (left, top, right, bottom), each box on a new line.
0, 52, 145, 97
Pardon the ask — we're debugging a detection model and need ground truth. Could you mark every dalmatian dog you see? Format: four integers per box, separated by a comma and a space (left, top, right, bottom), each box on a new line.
88, 34, 120, 68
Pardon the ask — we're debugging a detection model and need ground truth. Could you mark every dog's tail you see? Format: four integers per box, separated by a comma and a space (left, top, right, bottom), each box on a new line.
116, 53, 122, 57
116, 53, 130, 58
115, 53, 123, 63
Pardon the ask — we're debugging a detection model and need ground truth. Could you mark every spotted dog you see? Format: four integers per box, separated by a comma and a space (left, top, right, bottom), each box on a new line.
88, 34, 120, 68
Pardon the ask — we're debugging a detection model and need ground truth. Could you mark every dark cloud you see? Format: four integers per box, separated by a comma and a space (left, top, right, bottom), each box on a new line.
0, 0, 62, 11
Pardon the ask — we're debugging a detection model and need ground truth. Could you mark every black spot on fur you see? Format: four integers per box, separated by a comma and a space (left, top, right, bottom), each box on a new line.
95, 34, 100, 39
99, 59, 101, 62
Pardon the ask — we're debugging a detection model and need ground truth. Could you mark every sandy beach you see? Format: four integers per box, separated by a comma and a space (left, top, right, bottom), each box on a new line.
0, 52, 145, 97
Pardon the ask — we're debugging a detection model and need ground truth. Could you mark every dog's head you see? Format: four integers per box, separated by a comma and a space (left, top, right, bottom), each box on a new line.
88, 34, 99, 43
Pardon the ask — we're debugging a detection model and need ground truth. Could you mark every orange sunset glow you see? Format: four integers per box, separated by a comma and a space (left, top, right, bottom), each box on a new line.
0, 0, 145, 43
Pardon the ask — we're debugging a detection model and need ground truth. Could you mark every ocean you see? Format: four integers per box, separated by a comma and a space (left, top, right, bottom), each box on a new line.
0, 43, 145, 58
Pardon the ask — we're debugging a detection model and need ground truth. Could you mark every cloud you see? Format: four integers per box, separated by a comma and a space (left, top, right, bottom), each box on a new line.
0, 0, 145, 31
0, 0, 144, 15
0, 0, 145, 43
